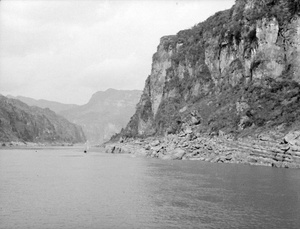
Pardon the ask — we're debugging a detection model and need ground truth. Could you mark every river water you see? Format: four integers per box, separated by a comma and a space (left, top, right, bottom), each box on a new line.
0, 148, 300, 229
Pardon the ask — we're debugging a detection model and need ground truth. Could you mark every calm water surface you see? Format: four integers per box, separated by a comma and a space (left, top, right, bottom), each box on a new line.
0, 148, 300, 229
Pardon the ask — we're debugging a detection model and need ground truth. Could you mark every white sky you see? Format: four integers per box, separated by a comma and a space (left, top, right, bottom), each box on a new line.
0, 0, 235, 105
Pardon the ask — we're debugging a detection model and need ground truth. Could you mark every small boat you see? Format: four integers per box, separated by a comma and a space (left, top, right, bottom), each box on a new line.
84, 140, 89, 153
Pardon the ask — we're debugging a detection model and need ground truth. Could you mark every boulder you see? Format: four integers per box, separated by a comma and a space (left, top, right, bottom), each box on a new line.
161, 154, 173, 160
272, 161, 283, 168
247, 157, 258, 164
185, 128, 193, 134
151, 140, 160, 147
136, 148, 147, 156
157, 152, 166, 159
258, 133, 274, 141
289, 145, 300, 152
105, 145, 115, 154
151, 145, 162, 152
166, 143, 176, 152
279, 144, 290, 152
170, 148, 186, 160
114, 147, 121, 154
284, 131, 300, 146
211, 157, 220, 163
120, 147, 131, 154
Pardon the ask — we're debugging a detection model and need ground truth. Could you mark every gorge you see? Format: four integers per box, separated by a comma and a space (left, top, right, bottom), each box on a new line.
5, 89, 142, 144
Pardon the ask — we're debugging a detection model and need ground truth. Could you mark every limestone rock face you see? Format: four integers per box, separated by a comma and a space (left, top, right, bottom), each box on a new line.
150, 36, 174, 115
119, 0, 300, 140
0, 95, 86, 143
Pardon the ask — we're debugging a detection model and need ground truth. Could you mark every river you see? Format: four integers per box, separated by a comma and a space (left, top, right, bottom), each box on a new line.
0, 147, 300, 229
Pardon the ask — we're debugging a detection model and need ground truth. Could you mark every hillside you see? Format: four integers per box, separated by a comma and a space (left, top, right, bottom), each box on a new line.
108, 0, 300, 168
0, 95, 86, 144
7, 95, 78, 114
60, 89, 142, 143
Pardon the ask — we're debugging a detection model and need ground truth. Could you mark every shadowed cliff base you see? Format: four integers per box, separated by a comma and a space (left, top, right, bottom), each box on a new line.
107, 0, 300, 168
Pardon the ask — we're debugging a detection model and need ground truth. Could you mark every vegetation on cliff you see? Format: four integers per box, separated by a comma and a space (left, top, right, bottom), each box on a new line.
0, 95, 86, 143
113, 0, 300, 144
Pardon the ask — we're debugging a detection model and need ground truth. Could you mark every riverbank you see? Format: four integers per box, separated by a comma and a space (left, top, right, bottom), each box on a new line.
0, 141, 80, 148
105, 131, 300, 169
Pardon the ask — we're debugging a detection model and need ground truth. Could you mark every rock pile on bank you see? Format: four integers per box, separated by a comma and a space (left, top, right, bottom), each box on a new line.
105, 130, 300, 169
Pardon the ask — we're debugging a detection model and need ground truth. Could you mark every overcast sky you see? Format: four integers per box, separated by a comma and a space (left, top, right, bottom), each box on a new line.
0, 0, 235, 105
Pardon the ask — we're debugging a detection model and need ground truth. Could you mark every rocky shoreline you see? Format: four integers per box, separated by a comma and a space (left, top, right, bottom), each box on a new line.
105, 131, 300, 169
0, 141, 76, 147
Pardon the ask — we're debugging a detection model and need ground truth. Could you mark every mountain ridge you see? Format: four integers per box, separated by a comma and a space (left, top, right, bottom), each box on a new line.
6, 95, 79, 114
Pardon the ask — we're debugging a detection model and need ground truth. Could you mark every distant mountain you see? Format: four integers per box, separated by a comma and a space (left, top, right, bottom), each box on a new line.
59, 89, 142, 144
7, 95, 78, 113
0, 95, 86, 143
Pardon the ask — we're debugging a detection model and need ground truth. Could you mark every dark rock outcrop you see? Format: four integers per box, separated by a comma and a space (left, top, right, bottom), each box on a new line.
109, 0, 300, 168
0, 95, 86, 144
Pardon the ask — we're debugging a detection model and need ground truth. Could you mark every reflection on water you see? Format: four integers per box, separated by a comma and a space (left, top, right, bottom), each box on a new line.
0, 148, 300, 229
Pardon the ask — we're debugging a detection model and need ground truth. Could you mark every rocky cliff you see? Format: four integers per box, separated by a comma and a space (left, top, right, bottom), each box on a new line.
109, 0, 300, 168
120, 0, 300, 139
60, 89, 142, 144
0, 95, 86, 144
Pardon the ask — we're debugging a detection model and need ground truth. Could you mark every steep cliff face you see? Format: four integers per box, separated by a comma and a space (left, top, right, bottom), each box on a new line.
0, 95, 86, 143
122, 0, 300, 139
60, 89, 142, 143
